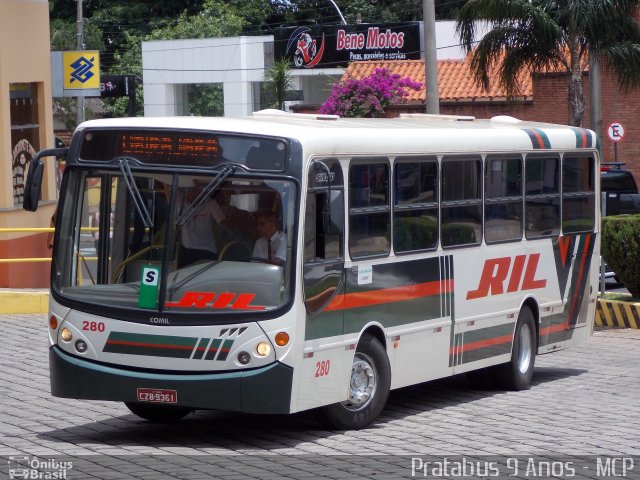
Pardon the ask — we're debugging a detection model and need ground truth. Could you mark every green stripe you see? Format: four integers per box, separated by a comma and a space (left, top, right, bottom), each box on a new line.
107, 331, 199, 348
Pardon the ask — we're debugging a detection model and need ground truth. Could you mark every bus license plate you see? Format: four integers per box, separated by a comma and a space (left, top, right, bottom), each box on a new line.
136, 388, 177, 404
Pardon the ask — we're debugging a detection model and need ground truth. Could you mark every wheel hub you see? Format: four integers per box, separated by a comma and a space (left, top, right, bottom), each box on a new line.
517, 323, 532, 374
342, 353, 377, 411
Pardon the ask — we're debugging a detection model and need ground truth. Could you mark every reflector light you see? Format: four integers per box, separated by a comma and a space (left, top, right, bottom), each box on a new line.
275, 332, 289, 346
49, 316, 58, 330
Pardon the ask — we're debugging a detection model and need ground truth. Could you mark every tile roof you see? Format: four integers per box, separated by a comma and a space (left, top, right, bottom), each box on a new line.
341, 56, 537, 102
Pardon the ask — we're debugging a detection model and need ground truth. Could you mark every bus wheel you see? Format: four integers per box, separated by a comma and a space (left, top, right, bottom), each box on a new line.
492, 306, 537, 390
125, 402, 192, 423
318, 334, 390, 430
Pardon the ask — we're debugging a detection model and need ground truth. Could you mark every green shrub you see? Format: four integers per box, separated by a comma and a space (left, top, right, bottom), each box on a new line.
601, 214, 640, 297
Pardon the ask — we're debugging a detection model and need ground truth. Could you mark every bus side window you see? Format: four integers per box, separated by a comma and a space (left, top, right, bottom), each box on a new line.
562, 154, 595, 234
485, 156, 523, 244
525, 155, 561, 239
349, 160, 391, 258
441, 156, 482, 247
394, 157, 438, 253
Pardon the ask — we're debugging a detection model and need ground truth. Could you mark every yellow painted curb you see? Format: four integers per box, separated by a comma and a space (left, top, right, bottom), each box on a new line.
596, 298, 640, 329
0, 290, 49, 314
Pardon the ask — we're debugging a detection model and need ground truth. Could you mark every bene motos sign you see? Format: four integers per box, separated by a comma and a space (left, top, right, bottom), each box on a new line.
274, 23, 421, 69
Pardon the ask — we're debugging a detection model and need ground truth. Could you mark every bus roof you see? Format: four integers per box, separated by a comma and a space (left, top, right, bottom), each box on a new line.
77, 111, 598, 156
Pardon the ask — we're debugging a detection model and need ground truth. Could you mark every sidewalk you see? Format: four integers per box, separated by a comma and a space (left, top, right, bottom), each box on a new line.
0, 288, 48, 314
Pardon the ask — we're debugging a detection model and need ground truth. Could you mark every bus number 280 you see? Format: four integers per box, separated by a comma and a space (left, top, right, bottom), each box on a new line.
82, 321, 105, 332
315, 360, 330, 377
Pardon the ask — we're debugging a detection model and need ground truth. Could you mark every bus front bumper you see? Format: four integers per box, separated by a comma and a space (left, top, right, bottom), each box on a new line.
50, 346, 293, 414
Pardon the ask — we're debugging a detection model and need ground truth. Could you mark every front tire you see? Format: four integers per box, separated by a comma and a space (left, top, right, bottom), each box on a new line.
492, 306, 537, 390
318, 334, 390, 430
125, 402, 192, 423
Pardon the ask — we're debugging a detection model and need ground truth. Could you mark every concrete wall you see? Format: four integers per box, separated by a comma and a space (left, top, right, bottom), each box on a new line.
0, 0, 56, 287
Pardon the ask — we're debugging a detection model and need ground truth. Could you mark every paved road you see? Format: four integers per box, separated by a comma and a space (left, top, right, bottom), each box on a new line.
1, 315, 639, 479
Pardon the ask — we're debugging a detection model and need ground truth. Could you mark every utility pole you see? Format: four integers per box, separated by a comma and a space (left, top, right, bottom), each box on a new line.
423, 0, 439, 114
589, 53, 605, 295
589, 55, 602, 142
76, 0, 85, 125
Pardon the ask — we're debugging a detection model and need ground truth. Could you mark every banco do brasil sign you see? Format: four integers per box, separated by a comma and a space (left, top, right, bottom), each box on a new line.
274, 23, 421, 69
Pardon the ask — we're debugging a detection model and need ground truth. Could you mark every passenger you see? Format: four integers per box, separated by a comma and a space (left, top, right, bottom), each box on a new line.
252, 210, 285, 266
177, 182, 226, 268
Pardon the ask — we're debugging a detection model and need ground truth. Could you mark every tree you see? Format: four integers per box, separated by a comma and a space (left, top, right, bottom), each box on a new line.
106, 0, 246, 116
456, 0, 640, 127
319, 68, 422, 117
264, 58, 294, 110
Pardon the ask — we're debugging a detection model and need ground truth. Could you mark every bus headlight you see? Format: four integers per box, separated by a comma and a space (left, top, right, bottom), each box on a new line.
256, 342, 271, 357
60, 328, 73, 342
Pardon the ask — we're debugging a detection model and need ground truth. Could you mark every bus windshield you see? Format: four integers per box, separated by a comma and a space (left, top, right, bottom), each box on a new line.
53, 168, 296, 318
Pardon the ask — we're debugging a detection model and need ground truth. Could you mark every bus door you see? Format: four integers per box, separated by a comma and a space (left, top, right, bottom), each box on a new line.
303, 159, 345, 339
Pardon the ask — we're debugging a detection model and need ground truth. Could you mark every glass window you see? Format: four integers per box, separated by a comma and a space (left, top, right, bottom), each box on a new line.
485, 157, 523, 243
525, 156, 560, 238
304, 159, 344, 263
562, 155, 595, 233
441, 157, 482, 247
349, 161, 390, 258
394, 159, 438, 252
54, 169, 297, 316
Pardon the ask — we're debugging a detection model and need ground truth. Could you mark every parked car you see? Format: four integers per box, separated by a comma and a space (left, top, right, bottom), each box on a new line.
601, 162, 640, 215
599, 163, 640, 286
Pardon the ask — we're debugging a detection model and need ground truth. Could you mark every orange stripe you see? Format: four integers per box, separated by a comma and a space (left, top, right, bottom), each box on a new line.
324, 279, 450, 312
532, 130, 545, 149
579, 130, 588, 148
539, 321, 568, 337
449, 334, 512, 355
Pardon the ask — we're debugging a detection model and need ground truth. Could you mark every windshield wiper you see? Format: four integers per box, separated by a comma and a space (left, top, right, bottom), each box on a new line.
176, 165, 236, 226
118, 157, 154, 228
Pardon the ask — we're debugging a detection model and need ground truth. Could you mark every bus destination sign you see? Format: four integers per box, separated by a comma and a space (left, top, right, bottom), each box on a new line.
120, 133, 220, 163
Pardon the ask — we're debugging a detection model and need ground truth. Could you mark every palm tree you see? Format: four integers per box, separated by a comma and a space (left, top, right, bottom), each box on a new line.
264, 57, 294, 111
456, 0, 640, 127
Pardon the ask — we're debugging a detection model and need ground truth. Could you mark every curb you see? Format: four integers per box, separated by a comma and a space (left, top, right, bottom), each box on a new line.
0, 290, 49, 314
596, 298, 640, 329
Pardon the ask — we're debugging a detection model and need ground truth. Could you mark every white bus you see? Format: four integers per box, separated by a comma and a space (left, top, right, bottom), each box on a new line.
25, 111, 599, 429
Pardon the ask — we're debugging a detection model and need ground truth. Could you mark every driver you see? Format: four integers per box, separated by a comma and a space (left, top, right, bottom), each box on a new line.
252, 210, 285, 266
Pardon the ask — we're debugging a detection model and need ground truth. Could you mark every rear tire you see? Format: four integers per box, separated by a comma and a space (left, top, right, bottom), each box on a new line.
125, 402, 192, 423
491, 306, 537, 390
318, 334, 390, 430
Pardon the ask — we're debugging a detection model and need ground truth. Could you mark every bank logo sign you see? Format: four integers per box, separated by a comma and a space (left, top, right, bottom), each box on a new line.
63, 51, 100, 90
275, 23, 421, 69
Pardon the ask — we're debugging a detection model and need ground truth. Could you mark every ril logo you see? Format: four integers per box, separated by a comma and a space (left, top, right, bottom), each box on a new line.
466, 253, 547, 300
165, 292, 266, 310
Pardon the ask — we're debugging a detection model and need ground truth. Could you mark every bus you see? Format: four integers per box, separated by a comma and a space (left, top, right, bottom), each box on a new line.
24, 111, 600, 429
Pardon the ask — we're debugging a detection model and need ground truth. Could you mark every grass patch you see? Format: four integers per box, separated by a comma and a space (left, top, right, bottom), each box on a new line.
600, 292, 640, 303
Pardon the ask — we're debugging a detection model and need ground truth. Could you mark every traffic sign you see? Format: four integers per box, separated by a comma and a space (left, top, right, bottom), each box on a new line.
608, 122, 625, 142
